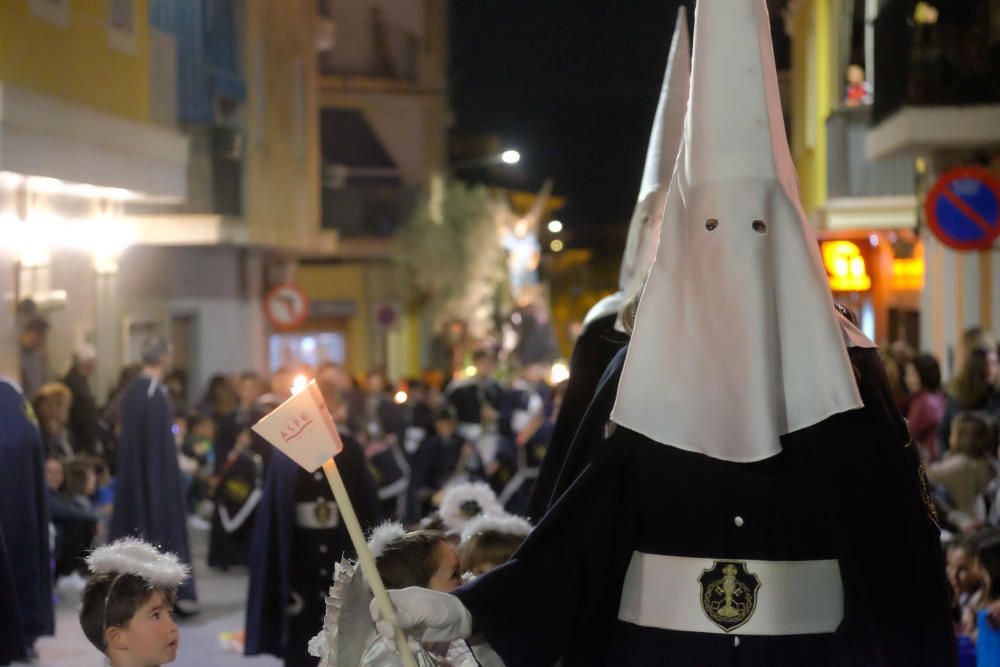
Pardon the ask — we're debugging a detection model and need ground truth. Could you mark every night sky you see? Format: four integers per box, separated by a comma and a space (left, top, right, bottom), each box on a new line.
449, 0, 790, 256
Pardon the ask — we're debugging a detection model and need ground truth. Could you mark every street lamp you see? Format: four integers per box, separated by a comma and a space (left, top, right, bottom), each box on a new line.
547, 219, 563, 234
452, 148, 522, 170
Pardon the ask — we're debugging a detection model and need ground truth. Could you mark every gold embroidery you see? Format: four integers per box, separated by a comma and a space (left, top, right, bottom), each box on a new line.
917, 460, 941, 529
699, 560, 760, 632
22, 399, 39, 428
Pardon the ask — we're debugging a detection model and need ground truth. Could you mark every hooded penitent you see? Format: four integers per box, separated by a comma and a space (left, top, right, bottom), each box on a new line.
582, 6, 690, 331
611, 0, 873, 462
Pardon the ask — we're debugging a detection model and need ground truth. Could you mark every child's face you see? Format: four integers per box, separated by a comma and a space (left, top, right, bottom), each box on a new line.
109, 591, 180, 666
428, 542, 463, 593
238, 377, 261, 406
45, 458, 64, 491
988, 349, 1000, 386
435, 419, 457, 438
947, 547, 980, 595
193, 421, 215, 441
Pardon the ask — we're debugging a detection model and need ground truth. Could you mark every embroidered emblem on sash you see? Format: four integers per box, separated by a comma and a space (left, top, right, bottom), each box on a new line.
314, 499, 333, 525
699, 560, 761, 632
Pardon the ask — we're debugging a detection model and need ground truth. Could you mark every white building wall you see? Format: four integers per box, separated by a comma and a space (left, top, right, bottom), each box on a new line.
922, 229, 1000, 380
0, 243, 266, 400
165, 297, 264, 398
962, 252, 981, 334
46, 248, 98, 378
117, 246, 266, 400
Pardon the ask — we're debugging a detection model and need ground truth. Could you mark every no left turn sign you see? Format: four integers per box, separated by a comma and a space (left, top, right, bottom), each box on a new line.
264, 284, 310, 330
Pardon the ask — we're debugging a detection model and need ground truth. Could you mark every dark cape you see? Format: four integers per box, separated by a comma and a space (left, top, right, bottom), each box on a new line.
455, 345, 955, 666
499, 418, 553, 516
527, 311, 628, 520
406, 432, 462, 524
209, 406, 267, 569
0, 379, 53, 647
362, 394, 410, 519
0, 523, 27, 665
244, 431, 383, 664
446, 377, 503, 428
210, 409, 243, 476
108, 374, 197, 601
208, 447, 265, 569
402, 400, 435, 455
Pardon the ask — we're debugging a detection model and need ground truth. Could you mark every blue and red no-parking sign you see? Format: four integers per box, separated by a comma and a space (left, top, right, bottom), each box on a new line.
925, 167, 1000, 251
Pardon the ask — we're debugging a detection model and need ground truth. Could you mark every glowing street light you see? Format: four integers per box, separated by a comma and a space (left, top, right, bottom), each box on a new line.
453, 149, 522, 170
550, 239, 564, 252
501, 149, 521, 165
547, 220, 563, 234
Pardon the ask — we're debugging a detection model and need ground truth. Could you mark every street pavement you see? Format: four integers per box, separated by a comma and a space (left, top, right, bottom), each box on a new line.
20, 525, 282, 667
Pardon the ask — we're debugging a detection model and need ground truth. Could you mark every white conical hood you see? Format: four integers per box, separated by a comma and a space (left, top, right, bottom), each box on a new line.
618, 6, 691, 294
611, 0, 873, 462
582, 7, 690, 331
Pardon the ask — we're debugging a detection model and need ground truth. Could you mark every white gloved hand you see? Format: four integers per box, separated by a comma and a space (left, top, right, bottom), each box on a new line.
370, 588, 474, 645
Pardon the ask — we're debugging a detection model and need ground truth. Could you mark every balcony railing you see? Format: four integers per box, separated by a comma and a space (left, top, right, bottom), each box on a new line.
318, 18, 420, 83
321, 184, 419, 238
873, 0, 1000, 125
826, 107, 915, 199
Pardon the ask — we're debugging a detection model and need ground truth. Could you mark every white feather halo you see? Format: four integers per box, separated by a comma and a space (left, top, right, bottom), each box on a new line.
86, 538, 190, 588
367, 521, 407, 560
460, 513, 532, 544
438, 481, 504, 534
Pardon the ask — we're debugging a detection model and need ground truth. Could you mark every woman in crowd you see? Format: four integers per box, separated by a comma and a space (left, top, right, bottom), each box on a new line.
905, 353, 948, 461
34, 382, 75, 459
940, 348, 1000, 456
929, 413, 996, 532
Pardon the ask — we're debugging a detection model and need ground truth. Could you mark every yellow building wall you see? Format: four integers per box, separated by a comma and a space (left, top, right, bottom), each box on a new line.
789, 0, 832, 219
297, 264, 370, 375
0, 0, 151, 122
244, 0, 320, 249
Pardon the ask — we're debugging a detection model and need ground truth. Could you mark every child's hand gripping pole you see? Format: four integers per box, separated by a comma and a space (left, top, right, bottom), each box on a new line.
252, 381, 418, 667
